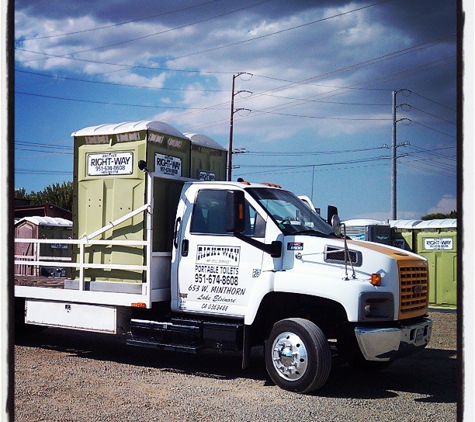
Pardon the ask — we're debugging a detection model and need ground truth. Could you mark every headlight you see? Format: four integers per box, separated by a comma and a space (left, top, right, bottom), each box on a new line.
359, 292, 394, 321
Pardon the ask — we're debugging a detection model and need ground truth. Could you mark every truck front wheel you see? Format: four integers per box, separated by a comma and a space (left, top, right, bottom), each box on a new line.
264, 318, 331, 393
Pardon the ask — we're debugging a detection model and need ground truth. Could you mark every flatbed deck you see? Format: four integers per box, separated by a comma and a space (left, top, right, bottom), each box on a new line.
14, 276, 68, 289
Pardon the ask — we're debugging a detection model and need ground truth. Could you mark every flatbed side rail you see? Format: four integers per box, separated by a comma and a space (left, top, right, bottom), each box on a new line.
14, 198, 152, 307
14, 172, 192, 307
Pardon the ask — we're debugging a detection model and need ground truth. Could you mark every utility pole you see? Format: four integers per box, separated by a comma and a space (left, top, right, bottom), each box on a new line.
391, 89, 411, 220
391, 90, 397, 220
228, 73, 252, 181
228, 74, 237, 181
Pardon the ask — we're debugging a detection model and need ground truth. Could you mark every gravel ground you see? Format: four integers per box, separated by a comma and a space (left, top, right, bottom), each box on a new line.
14, 309, 457, 422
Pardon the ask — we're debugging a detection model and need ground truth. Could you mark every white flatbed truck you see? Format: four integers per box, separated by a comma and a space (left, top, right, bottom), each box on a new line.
14, 121, 432, 393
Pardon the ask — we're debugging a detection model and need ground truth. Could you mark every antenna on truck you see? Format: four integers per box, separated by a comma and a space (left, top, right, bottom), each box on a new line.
331, 216, 356, 280
341, 223, 356, 280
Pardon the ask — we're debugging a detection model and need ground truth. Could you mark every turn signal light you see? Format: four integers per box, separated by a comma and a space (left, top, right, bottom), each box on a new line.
131, 302, 146, 308
371, 274, 382, 286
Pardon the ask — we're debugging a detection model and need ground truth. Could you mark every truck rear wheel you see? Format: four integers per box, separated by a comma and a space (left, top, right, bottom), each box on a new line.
265, 318, 331, 393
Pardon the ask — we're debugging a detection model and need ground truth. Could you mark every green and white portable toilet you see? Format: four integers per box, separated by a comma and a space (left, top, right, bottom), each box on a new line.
415, 219, 457, 308
71, 120, 192, 283
390, 219, 422, 251
185, 133, 227, 181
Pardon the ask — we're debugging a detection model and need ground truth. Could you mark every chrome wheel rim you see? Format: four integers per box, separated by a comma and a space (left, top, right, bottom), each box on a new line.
271, 331, 308, 381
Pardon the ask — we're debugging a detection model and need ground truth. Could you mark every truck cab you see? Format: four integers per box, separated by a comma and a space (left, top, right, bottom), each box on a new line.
162, 180, 430, 392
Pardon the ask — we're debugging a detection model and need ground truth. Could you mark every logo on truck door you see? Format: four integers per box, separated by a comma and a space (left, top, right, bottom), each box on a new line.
196, 245, 240, 265
191, 245, 245, 312
195, 245, 241, 285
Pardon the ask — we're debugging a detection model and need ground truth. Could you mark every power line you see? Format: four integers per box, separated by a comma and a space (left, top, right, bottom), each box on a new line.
15, 69, 227, 92
408, 104, 456, 125
243, 146, 387, 156
14, 90, 222, 111
173, 0, 394, 60
16, 0, 395, 67
236, 160, 390, 178
407, 145, 456, 161
235, 49, 456, 122
15, 140, 71, 150
399, 157, 456, 177
19, 0, 277, 62
15, 169, 72, 176
20, 0, 226, 40
15, 44, 457, 137
258, 93, 389, 106
15, 47, 234, 74
251, 34, 455, 91
250, 110, 391, 122
410, 90, 457, 113
15, 34, 455, 103
410, 120, 456, 138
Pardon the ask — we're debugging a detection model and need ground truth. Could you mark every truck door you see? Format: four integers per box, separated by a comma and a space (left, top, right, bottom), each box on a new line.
172, 188, 265, 317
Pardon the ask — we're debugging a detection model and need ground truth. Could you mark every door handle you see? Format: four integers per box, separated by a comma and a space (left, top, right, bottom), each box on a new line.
173, 217, 181, 248
181, 239, 189, 257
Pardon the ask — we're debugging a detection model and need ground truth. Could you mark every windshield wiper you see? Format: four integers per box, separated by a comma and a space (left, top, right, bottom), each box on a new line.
293, 229, 333, 238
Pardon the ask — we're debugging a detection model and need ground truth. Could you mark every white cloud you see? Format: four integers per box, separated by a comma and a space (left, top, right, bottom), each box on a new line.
14, 0, 457, 219
427, 194, 457, 215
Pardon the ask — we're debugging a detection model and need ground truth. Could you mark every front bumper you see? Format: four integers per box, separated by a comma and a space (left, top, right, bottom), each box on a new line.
354, 317, 432, 361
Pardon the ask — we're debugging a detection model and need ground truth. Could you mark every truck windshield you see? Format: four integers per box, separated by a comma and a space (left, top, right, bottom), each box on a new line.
246, 187, 335, 237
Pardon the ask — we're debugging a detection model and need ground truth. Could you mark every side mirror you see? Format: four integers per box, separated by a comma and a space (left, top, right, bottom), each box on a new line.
331, 214, 342, 236
225, 190, 246, 233
327, 205, 338, 224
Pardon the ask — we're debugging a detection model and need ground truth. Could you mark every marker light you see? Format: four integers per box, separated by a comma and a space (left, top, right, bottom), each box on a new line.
131, 302, 147, 308
371, 273, 382, 286
238, 203, 245, 219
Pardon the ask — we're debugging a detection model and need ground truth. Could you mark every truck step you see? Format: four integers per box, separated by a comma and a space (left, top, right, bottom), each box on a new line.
126, 338, 202, 354
129, 318, 244, 352
130, 318, 203, 347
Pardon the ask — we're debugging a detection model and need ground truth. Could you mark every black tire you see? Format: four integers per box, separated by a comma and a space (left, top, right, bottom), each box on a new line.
264, 318, 332, 393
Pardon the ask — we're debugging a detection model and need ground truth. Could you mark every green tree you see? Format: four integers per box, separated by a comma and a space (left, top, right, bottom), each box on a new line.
421, 210, 457, 220
14, 187, 28, 199
15, 181, 73, 212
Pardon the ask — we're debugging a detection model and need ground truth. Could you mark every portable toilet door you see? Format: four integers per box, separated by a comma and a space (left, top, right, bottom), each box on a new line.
14, 217, 37, 276
415, 219, 457, 308
389, 219, 422, 251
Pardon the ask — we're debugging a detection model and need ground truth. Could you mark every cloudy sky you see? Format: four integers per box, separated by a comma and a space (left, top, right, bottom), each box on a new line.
14, 0, 458, 220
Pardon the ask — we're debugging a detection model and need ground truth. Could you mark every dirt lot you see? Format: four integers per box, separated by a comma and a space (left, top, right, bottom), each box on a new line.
14, 309, 458, 422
